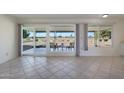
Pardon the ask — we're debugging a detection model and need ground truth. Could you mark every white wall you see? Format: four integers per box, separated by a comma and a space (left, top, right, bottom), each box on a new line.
0, 15, 17, 64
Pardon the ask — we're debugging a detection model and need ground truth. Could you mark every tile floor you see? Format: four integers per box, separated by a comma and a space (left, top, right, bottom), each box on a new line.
0, 56, 124, 79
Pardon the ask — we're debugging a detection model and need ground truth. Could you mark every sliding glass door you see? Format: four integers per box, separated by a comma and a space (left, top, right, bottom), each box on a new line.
21, 24, 76, 56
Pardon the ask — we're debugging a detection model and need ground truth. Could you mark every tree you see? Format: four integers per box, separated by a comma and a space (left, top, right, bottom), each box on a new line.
100, 28, 111, 42
23, 29, 30, 38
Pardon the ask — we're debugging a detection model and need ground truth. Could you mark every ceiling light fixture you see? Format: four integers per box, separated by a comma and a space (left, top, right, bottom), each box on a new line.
102, 14, 109, 18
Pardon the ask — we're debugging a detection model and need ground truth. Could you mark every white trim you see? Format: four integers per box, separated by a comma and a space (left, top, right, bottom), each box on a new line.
21, 25, 23, 56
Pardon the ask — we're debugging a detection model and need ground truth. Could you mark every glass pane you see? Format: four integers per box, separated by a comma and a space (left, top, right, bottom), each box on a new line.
34, 31, 47, 55
88, 31, 95, 48
88, 26, 99, 48
50, 25, 75, 52
22, 29, 34, 52
99, 26, 112, 47
50, 31, 75, 52
35, 31, 47, 48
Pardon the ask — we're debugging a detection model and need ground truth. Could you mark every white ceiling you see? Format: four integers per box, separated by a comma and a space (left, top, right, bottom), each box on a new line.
9, 14, 124, 19
7, 14, 124, 24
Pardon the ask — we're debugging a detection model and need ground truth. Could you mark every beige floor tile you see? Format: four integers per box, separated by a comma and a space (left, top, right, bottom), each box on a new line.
0, 56, 124, 79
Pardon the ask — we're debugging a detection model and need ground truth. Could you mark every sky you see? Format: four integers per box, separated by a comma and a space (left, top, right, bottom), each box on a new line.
88, 32, 94, 37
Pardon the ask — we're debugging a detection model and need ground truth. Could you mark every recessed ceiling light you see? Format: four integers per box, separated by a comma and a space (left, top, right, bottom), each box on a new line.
102, 14, 109, 18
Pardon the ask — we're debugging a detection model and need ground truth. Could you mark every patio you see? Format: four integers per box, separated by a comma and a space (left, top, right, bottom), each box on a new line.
22, 47, 75, 56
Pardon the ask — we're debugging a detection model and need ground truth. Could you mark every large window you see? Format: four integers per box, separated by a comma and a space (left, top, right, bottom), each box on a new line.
88, 26, 112, 48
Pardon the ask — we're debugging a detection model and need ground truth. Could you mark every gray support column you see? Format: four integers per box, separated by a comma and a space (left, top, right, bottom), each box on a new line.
18, 24, 22, 57
76, 24, 88, 56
